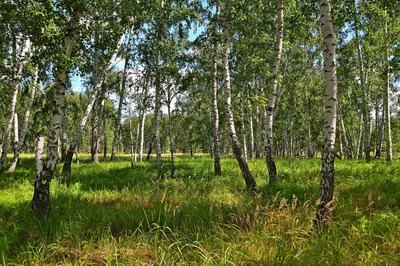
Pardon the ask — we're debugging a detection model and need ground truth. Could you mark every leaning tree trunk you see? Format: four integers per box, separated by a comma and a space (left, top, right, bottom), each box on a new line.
383, 9, 392, 165
62, 30, 127, 178
211, 4, 222, 175
139, 112, 146, 162
265, 0, 283, 184
8, 69, 38, 172
222, 0, 256, 191
314, 0, 338, 231
32, 32, 74, 215
154, 0, 165, 179
0, 38, 30, 173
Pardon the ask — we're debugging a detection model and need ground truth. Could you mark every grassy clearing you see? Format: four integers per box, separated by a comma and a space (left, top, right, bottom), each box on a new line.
1, 154, 400, 265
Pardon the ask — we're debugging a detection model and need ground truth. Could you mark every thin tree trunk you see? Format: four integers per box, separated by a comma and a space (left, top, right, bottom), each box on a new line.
139, 113, 146, 161
248, 100, 255, 159
103, 118, 107, 160
383, 8, 392, 165
32, 31, 74, 215
222, 0, 256, 191
211, 4, 222, 175
134, 113, 141, 164
315, 0, 338, 231
265, 0, 283, 184
129, 118, 135, 168
8, 69, 38, 172
375, 103, 382, 159
354, 2, 370, 161
0, 38, 30, 173
62, 30, 126, 178
240, 91, 247, 162
154, 0, 165, 179
110, 55, 129, 161
167, 98, 175, 178
61, 107, 67, 162
13, 114, 19, 156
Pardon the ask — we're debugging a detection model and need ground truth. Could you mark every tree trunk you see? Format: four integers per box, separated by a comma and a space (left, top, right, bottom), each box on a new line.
0, 38, 30, 173
167, 98, 175, 178
13, 113, 19, 157
315, 0, 338, 231
211, 4, 222, 175
383, 8, 392, 165
8, 69, 38, 172
222, 0, 256, 191
111, 55, 129, 161
62, 30, 127, 178
265, 0, 283, 184
103, 118, 107, 160
32, 32, 74, 215
354, 4, 370, 161
129, 118, 135, 168
240, 91, 248, 162
139, 113, 146, 162
375, 103, 382, 159
154, 0, 165, 179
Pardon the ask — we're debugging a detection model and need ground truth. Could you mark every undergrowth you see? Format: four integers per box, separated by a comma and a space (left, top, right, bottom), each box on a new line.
0, 154, 399, 265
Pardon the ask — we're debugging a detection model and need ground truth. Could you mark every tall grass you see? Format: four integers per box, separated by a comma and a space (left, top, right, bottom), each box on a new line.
1, 154, 399, 265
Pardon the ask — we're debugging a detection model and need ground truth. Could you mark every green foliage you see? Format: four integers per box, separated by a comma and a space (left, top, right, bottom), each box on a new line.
1, 155, 400, 264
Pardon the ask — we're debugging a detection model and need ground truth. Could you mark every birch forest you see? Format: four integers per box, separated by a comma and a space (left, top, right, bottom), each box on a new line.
1, 0, 400, 264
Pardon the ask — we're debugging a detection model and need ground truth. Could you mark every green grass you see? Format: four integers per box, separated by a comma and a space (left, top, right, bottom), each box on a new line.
1, 154, 400, 265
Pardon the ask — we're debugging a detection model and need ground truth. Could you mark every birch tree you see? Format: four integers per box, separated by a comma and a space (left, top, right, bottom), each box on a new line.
265, 0, 283, 184
315, 0, 338, 230
222, 0, 256, 191
0, 38, 30, 173
31, 23, 76, 214
8, 68, 38, 172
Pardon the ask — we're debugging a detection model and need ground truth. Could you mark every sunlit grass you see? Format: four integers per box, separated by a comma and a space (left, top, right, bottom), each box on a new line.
1, 154, 400, 265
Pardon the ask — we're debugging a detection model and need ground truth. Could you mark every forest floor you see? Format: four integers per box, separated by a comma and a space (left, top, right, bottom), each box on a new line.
1, 154, 400, 265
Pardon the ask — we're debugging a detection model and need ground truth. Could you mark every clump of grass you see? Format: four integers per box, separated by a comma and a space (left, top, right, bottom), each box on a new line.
1, 155, 400, 265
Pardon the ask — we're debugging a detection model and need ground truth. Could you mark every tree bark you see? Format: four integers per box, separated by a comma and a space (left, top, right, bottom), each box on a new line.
222, 0, 256, 191
315, 0, 338, 231
8, 70, 38, 172
154, 0, 165, 179
265, 0, 283, 184
383, 8, 392, 165
211, 3, 222, 175
32, 31, 74, 215
0, 38, 30, 173
354, 2, 370, 161
103, 118, 107, 160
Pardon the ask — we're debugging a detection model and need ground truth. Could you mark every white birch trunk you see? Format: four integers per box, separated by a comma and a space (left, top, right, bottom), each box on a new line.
8, 69, 38, 172
315, 0, 338, 231
32, 32, 74, 214
0, 38, 31, 173
154, 0, 165, 179
222, 0, 256, 191
383, 8, 392, 164
211, 3, 222, 175
265, 0, 283, 184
